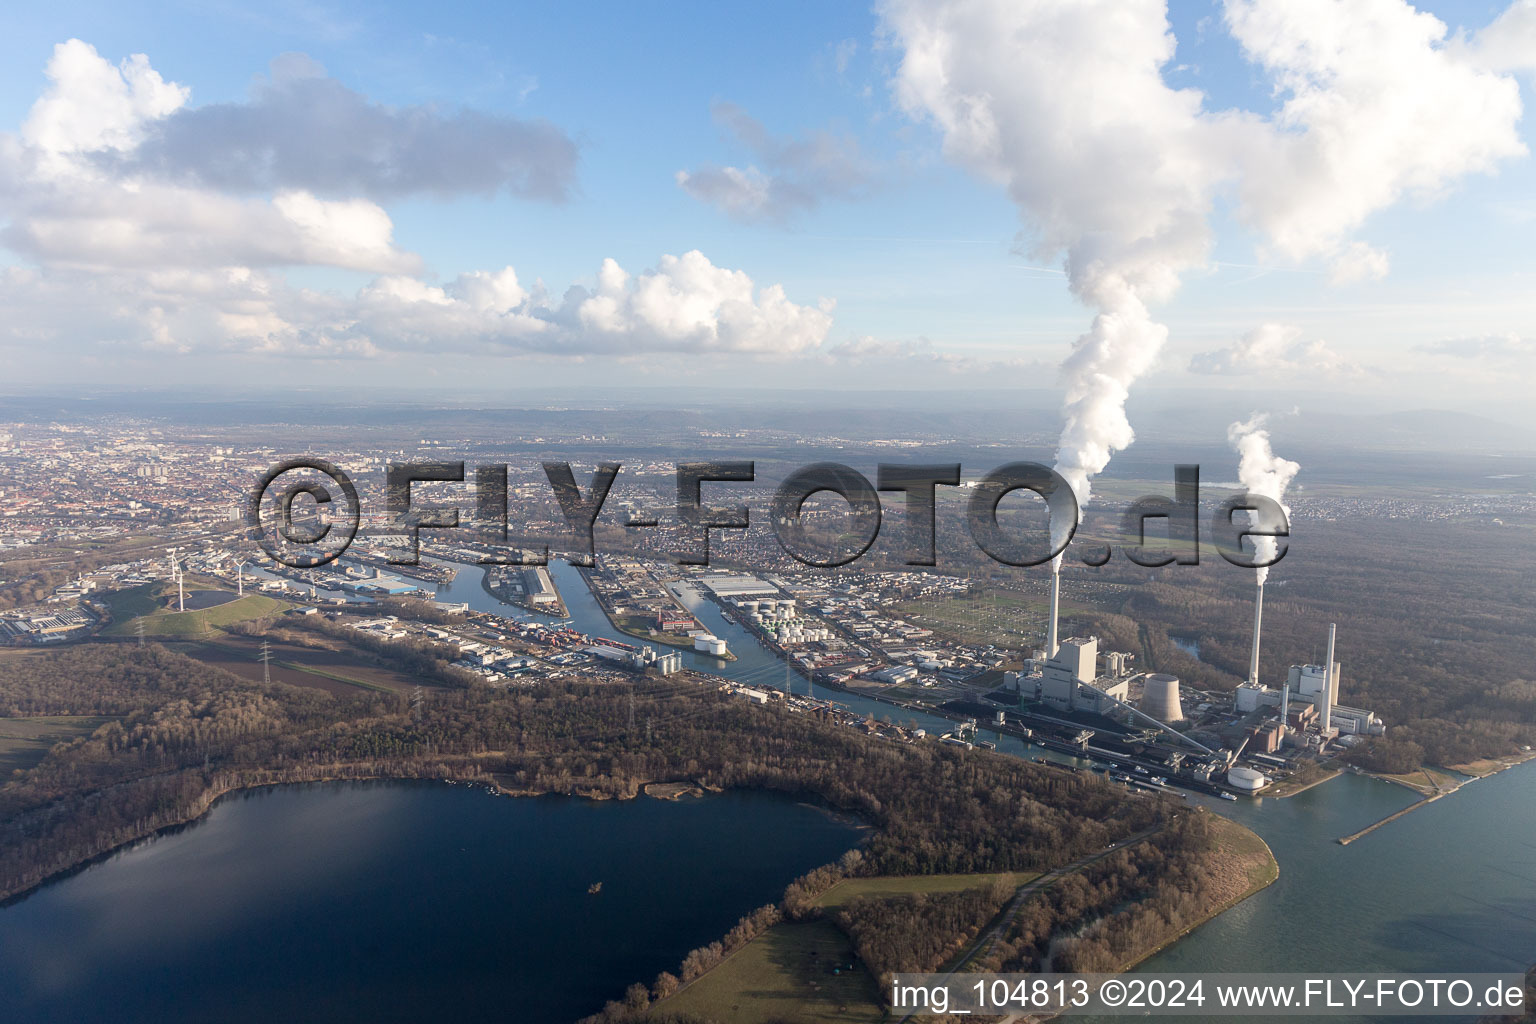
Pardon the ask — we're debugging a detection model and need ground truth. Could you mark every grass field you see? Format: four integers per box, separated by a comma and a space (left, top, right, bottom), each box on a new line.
176, 634, 425, 694
656, 919, 883, 1024
0, 715, 116, 774
813, 871, 1037, 912
1369, 765, 1466, 796
104, 592, 287, 636
100, 582, 165, 624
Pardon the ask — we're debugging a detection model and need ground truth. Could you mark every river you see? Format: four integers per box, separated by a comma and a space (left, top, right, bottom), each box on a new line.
5, 558, 1531, 1022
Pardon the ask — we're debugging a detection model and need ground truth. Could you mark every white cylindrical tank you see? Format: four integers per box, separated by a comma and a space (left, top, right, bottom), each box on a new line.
1227, 766, 1269, 791
694, 635, 728, 656
1141, 673, 1184, 722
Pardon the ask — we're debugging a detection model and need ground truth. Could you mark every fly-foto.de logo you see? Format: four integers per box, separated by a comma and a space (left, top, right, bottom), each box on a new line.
247, 459, 1288, 572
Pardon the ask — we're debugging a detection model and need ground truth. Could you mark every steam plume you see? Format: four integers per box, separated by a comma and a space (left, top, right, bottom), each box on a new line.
1227, 414, 1299, 586
880, 0, 1525, 569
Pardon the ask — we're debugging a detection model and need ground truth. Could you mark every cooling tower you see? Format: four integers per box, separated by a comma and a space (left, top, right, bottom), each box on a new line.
1141, 673, 1184, 723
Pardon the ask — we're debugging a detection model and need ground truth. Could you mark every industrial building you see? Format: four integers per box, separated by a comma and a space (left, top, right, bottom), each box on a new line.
521, 567, 559, 606
994, 568, 1385, 799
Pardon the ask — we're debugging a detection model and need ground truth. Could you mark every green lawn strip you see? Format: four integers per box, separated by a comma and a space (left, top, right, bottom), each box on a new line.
655, 918, 883, 1024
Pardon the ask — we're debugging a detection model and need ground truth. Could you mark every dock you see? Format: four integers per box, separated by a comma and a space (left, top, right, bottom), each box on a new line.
1337, 794, 1442, 845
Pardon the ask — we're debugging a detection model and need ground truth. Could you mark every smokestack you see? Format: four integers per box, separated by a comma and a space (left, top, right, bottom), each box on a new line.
1280, 682, 1290, 722
1320, 622, 1336, 732
1248, 582, 1264, 686
1047, 566, 1060, 659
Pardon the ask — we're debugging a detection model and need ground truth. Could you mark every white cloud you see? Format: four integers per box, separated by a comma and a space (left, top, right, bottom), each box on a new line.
677, 102, 875, 222
0, 42, 829, 365
20, 39, 188, 175
1189, 322, 1360, 376
1226, 0, 1526, 273
1415, 333, 1536, 360
0, 250, 833, 360
1456, 0, 1536, 76
2, 41, 418, 275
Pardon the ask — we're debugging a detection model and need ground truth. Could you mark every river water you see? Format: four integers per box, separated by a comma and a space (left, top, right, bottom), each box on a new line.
3, 558, 1530, 1022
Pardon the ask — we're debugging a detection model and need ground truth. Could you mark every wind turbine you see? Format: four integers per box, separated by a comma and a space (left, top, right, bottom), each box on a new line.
176, 567, 185, 613
234, 559, 246, 597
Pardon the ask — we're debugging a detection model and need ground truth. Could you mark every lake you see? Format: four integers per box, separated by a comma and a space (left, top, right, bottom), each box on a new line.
0, 782, 862, 1024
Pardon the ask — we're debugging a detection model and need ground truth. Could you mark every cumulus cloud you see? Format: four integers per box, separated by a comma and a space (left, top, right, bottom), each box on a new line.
1415, 334, 1536, 360
676, 101, 875, 222
1226, 0, 1525, 278
2, 40, 419, 274
0, 250, 833, 360
116, 52, 579, 201
1456, 0, 1536, 75
0, 42, 830, 364
1189, 323, 1359, 377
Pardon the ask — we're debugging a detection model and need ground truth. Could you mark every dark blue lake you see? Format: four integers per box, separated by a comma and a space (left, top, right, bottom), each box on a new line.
0, 782, 862, 1024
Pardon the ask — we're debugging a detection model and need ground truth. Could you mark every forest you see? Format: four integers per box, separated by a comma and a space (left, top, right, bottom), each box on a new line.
0, 643, 1170, 906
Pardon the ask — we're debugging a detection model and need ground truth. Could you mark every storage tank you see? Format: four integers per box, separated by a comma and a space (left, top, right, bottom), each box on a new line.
693, 635, 728, 656
1140, 673, 1184, 723
1227, 766, 1269, 791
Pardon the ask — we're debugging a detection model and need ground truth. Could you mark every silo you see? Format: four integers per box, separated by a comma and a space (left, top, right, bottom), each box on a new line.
1140, 673, 1184, 723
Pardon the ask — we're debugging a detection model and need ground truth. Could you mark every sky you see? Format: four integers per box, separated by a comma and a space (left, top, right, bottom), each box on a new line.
1, 0, 1535, 439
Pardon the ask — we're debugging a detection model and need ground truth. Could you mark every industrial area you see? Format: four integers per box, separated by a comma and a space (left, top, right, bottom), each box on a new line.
983, 568, 1385, 798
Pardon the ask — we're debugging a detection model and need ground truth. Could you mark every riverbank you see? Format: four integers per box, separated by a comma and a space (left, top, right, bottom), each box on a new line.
1336, 751, 1535, 842
578, 565, 738, 661
1116, 814, 1279, 971
1263, 762, 1342, 798
0, 762, 484, 905
1446, 748, 1536, 778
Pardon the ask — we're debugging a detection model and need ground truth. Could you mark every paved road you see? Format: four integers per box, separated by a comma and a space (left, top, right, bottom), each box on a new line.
893, 825, 1162, 1022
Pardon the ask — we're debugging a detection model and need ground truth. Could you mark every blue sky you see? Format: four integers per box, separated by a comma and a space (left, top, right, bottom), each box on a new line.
0, 0, 1533, 421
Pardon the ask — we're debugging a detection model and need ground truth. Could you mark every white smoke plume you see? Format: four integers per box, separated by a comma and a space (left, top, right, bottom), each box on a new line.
1227, 414, 1300, 586
880, 0, 1524, 568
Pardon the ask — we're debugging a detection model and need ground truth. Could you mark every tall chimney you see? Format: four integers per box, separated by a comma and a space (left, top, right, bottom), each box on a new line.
1047, 566, 1061, 659
1320, 622, 1336, 732
1248, 582, 1264, 686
